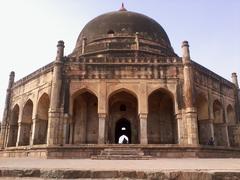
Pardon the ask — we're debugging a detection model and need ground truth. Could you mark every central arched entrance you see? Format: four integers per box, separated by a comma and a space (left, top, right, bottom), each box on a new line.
115, 118, 131, 144
108, 90, 138, 144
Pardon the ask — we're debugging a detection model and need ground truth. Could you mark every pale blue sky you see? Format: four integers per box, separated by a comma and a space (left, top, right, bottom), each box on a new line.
0, 0, 239, 120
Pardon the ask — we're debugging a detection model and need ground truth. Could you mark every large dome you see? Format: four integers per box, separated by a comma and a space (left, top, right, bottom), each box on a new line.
72, 7, 175, 57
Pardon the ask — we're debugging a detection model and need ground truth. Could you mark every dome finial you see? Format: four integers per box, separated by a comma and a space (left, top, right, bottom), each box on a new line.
119, 3, 127, 11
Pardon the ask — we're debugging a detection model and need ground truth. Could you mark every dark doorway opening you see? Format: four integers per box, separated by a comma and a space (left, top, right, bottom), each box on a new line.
115, 118, 131, 144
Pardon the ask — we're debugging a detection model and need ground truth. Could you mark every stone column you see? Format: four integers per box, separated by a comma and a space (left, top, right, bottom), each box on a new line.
175, 111, 185, 144
98, 113, 106, 144
208, 90, 215, 140
16, 122, 22, 146
47, 40, 64, 146
4, 124, 10, 147
69, 120, 74, 144
224, 124, 230, 146
63, 113, 69, 144
182, 41, 199, 145
139, 113, 148, 144
30, 100, 38, 145
0, 71, 15, 148
30, 118, 37, 145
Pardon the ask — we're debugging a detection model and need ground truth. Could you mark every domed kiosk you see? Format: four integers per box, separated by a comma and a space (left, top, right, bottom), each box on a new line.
1, 5, 240, 159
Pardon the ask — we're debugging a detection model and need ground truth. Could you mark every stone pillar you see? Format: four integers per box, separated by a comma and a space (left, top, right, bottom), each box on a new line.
16, 122, 22, 146
185, 108, 198, 144
182, 41, 199, 145
0, 71, 15, 148
30, 117, 37, 145
63, 113, 69, 144
69, 120, 74, 144
224, 125, 230, 146
30, 99, 38, 145
16, 105, 23, 146
175, 111, 185, 144
208, 90, 215, 140
98, 113, 106, 144
139, 113, 148, 144
47, 40, 64, 146
4, 124, 10, 147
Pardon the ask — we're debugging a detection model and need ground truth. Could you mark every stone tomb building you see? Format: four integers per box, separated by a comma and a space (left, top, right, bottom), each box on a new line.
1, 6, 240, 158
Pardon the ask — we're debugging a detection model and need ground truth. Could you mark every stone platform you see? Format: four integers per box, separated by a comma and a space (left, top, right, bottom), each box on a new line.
0, 158, 240, 179
1, 144, 240, 159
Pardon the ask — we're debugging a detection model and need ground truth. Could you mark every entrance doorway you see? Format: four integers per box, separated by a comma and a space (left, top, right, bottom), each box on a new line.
115, 118, 131, 144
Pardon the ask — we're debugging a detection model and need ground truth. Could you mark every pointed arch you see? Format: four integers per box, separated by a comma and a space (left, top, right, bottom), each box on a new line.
196, 93, 209, 121
147, 88, 177, 144
34, 93, 50, 145
195, 93, 211, 145
7, 104, 19, 147
108, 88, 138, 101
19, 99, 33, 146
213, 100, 224, 124
72, 88, 98, 100
227, 104, 235, 124
213, 99, 227, 146
72, 90, 98, 144
108, 89, 138, 144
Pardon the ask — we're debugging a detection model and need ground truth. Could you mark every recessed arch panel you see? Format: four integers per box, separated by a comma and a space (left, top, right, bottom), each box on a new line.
147, 88, 177, 144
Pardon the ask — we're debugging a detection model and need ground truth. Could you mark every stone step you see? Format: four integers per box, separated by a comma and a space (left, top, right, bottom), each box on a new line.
91, 154, 153, 160
101, 148, 143, 155
101, 150, 143, 156
92, 148, 152, 160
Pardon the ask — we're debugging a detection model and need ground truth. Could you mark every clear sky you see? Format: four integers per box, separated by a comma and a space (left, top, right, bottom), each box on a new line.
0, 0, 239, 121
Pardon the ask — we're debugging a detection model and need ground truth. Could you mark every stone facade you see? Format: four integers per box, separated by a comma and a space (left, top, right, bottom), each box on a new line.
0, 7, 240, 158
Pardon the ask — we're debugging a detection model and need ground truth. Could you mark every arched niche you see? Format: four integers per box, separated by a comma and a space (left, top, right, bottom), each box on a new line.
195, 93, 211, 145
34, 93, 50, 145
227, 104, 237, 147
213, 100, 224, 124
227, 104, 235, 124
72, 91, 98, 144
147, 88, 177, 144
196, 93, 209, 120
19, 99, 33, 146
7, 104, 19, 147
213, 100, 227, 146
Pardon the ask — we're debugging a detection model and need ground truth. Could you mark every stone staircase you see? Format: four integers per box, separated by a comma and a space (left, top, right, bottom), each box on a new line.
91, 147, 152, 160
